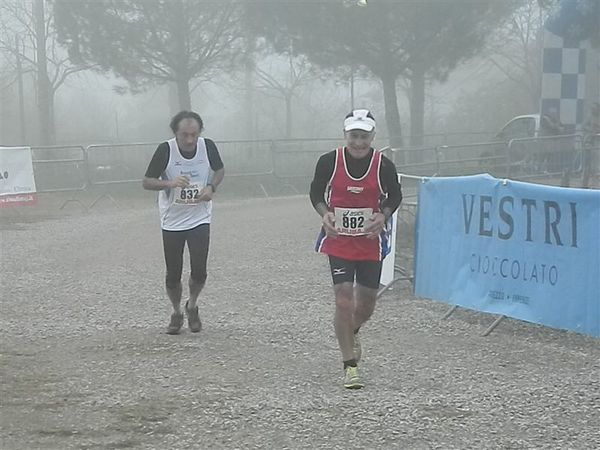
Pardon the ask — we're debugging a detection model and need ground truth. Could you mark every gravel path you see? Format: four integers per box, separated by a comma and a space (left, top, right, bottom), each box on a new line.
1, 195, 599, 450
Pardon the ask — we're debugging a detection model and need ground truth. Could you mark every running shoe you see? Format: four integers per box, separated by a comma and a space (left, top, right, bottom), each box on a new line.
185, 301, 202, 333
166, 312, 184, 335
343, 366, 365, 389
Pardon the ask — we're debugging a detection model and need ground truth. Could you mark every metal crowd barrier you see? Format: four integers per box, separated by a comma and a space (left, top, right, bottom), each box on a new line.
27, 133, 596, 209
506, 134, 582, 182
30, 145, 87, 193
82, 142, 158, 207
389, 134, 595, 188
86, 142, 157, 186
435, 141, 509, 177
85, 139, 278, 199
213, 139, 275, 177
388, 146, 439, 174
271, 138, 340, 179
390, 141, 508, 177
395, 131, 495, 148
582, 134, 600, 188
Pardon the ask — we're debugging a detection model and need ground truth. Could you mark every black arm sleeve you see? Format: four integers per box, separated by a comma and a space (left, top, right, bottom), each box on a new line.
379, 155, 402, 213
205, 138, 224, 171
309, 151, 336, 210
144, 142, 169, 178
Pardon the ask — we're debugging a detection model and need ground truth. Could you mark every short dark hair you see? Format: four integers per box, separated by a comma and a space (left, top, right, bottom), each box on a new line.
170, 110, 204, 134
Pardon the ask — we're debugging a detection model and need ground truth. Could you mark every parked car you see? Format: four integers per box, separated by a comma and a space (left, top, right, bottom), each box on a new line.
482, 114, 575, 176
495, 114, 563, 141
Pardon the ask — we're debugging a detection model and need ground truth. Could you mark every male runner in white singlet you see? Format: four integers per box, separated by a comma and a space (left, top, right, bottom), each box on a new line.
143, 111, 224, 334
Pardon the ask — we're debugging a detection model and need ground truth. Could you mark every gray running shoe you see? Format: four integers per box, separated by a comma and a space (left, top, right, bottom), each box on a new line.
166, 312, 184, 335
185, 301, 202, 333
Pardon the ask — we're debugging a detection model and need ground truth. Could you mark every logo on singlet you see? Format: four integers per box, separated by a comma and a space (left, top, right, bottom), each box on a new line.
347, 186, 364, 194
180, 170, 200, 177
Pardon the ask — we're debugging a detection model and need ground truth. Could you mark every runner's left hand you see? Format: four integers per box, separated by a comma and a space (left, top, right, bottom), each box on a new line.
197, 185, 214, 202
364, 212, 385, 239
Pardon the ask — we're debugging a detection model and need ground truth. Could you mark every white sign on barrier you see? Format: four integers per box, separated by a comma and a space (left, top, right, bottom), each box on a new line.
0, 146, 37, 207
381, 173, 403, 286
380, 209, 398, 286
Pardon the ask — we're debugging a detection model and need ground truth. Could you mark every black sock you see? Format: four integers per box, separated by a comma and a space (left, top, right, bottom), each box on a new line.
343, 358, 357, 369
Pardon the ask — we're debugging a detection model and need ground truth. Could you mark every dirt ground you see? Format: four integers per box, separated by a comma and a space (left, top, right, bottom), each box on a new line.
1, 194, 599, 450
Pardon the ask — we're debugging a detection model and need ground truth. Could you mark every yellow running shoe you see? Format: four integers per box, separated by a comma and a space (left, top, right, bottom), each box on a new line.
343, 366, 365, 389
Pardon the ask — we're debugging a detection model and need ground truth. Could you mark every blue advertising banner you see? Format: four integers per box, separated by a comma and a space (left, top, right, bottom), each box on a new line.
414, 174, 600, 337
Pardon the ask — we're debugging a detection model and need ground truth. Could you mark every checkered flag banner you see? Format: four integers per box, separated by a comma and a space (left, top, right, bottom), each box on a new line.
541, 0, 599, 132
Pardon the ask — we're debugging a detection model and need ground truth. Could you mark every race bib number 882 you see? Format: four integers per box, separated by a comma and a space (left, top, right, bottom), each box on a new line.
334, 207, 373, 235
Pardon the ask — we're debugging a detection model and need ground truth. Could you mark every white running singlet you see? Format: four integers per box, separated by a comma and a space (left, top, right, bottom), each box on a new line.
158, 138, 212, 231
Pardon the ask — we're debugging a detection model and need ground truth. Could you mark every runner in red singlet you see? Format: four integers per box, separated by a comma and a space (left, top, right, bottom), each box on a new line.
310, 109, 402, 389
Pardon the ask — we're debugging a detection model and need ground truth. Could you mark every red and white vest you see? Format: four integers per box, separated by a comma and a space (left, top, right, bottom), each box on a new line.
315, 147, 390, 261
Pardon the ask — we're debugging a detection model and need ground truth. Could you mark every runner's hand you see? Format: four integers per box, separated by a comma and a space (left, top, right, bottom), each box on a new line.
322, 212, 338, 236
197, 185, 214, 202
170, 176, 190, 188
365, 212, 385, 239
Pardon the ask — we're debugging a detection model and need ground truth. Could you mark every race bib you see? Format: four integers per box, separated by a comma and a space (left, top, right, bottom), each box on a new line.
334, 207, 373, 236
174, 184, 202, 205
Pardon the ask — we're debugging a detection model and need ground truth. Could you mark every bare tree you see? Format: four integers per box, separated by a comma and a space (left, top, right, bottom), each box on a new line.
54, 0, 246, 111
0, 0, 93, 144
249, 0, 514, 151
253, 53, 315, 139
486, 0, 547, 111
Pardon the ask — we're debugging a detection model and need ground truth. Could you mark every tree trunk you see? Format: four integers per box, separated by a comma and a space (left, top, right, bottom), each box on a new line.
171, 3, 191, 111
15, 35, 26, 144
244, 64, 255, 140
48, 89, 56, 144
409, 63, 426, 160
285, 94, 293, 138
244, 35, 257, 140
176, 77, 191, 111
34, 0, 53, 145
0, 88, 12, 144
380, 71, 403, 156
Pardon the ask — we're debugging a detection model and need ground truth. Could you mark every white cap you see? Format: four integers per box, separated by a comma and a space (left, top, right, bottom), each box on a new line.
344, 109, 376, 132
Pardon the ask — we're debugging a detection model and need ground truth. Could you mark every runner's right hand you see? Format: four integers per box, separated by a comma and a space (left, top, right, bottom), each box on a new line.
322, 212, 338, 236
170, 176, 190, 188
